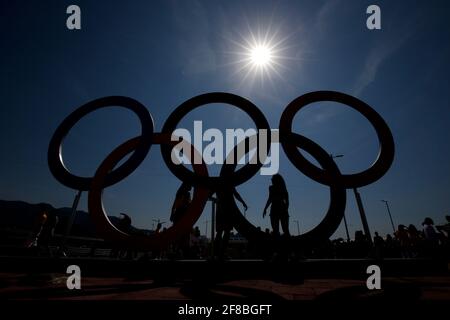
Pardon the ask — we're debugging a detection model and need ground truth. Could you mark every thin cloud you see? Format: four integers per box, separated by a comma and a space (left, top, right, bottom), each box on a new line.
352, 15, 419, 96
170, 0, 218, 76
352, 37, 408, 97
315, 0, 343, 34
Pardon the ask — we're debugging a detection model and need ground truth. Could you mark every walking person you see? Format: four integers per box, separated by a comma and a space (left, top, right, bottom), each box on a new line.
262, 174, 291, 261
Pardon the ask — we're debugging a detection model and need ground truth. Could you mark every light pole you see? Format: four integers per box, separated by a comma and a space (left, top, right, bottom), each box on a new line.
293, 220, 300, 235
330, 154, 350, 242
208, 195, 217, 247
381, 200, 396, 234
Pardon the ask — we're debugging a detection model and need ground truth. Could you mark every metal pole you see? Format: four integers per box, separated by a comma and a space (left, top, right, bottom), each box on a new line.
211, 199, 216, 243
329, 153, 350, 242
342, 213, 351, 242
211, 198, 216, 258
382, 200, 396, 234
353, 188, 373, 246
59, 190, 82, 255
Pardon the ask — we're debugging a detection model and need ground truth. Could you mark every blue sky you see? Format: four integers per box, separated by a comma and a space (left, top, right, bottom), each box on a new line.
1, 0, 449, 239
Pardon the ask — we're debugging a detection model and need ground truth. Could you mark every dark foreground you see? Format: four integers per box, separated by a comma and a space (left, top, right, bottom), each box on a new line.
0, 257, 449, 300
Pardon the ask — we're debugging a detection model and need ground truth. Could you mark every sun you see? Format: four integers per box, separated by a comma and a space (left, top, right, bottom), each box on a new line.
226, 25, 293, 87
250, 45, 273, 67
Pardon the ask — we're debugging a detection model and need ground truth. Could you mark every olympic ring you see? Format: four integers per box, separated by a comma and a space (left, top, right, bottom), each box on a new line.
48, 96, 154, 190
87, 134, 210, 249
49, 91, 395, 249
161, 92, 271, 189
219, 132, 346, 248
279, 91, 395, 188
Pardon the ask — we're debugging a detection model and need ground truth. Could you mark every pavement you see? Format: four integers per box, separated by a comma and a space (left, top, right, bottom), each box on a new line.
1, 257, 449, 300
1, 273, 449, 300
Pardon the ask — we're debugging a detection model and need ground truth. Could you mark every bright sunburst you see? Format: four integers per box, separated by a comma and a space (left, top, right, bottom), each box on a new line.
226, 24, 293, 88
250, 45, 273, 67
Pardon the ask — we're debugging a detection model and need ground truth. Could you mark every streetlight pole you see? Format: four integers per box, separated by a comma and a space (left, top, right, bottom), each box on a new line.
342, 213, 351, 243
206, 194, 218, 256
210, 196, 216, 243
381, 200, 396, 234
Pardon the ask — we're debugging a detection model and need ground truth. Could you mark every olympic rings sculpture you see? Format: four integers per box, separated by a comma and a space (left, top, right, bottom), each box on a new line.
48, 91, 395, 250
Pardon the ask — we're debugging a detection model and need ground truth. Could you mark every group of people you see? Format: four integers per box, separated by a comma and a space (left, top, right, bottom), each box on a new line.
318, 217, 450, 260
170, 173, 291, 260
379, 216, 450, 259
26, 173, 449, 262
169, 173, 450, 261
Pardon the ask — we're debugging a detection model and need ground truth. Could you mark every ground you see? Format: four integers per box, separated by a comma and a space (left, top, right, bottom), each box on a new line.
1, 273, 449, 300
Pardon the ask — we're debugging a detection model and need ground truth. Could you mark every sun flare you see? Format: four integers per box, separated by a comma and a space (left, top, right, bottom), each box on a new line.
250, 45, 273, 67
226, 24, 293, 87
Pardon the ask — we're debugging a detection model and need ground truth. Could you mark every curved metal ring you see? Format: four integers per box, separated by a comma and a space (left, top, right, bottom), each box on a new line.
221, 132, 347, 247
279, 91, 395, 188
48, 96, 154, 190
160, 92, 271, 190
88, 133, 210, 250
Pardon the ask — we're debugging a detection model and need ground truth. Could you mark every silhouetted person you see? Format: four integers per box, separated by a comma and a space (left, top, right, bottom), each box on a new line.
26, 205, 49, 252
170, 182, 192, 225
354, 230, 369, 257
374, 232, 384, 246
194, 226, 201, 238
384, 234, 395, 257
37, 212, 59, 256
436, 215, 450, 238
395, 224, 411, 258
422, 217, 439, 243
214, 189, 248, 260
263, 174, 290, 237
436, 215, 450, 259
373, 232, 384, 259
111, 213, 134, 259
407, 224, 421, 257
422, 217, 440, 258
118, 213, 132, 233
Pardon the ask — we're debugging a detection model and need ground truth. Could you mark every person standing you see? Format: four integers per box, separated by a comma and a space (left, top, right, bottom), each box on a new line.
263, 174, 290, 237
214, 189, 248, 260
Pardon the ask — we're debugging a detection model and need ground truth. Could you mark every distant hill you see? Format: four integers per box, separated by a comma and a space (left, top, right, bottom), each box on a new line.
0, 200, 149, 238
